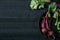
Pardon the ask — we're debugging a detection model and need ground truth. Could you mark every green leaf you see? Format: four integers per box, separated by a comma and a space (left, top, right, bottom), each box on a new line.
38, 0, 50, 3
38, 4, 44, 9
53, 12, 58, 19
30, 0, 50, 10
30, 0, 39, 9
57, 22, 60, 31
48, 2, 57, 13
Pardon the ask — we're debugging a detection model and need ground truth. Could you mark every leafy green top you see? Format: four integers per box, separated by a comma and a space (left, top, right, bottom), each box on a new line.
30, 0, 50, 9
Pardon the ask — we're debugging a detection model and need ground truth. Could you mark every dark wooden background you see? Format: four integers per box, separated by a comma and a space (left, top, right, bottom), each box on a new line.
0, 0, 60, 40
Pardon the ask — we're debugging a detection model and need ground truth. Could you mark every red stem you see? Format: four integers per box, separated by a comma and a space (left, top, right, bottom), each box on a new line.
57, 3, 60, 7
45, 12, 51, 31
41, 18, 45, 28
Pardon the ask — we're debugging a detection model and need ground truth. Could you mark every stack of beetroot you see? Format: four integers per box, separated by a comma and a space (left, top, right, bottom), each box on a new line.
30, 0, 60, 40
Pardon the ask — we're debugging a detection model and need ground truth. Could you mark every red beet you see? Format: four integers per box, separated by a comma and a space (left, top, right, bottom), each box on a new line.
42, 28, 47, 33
48, 31, 53, 36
